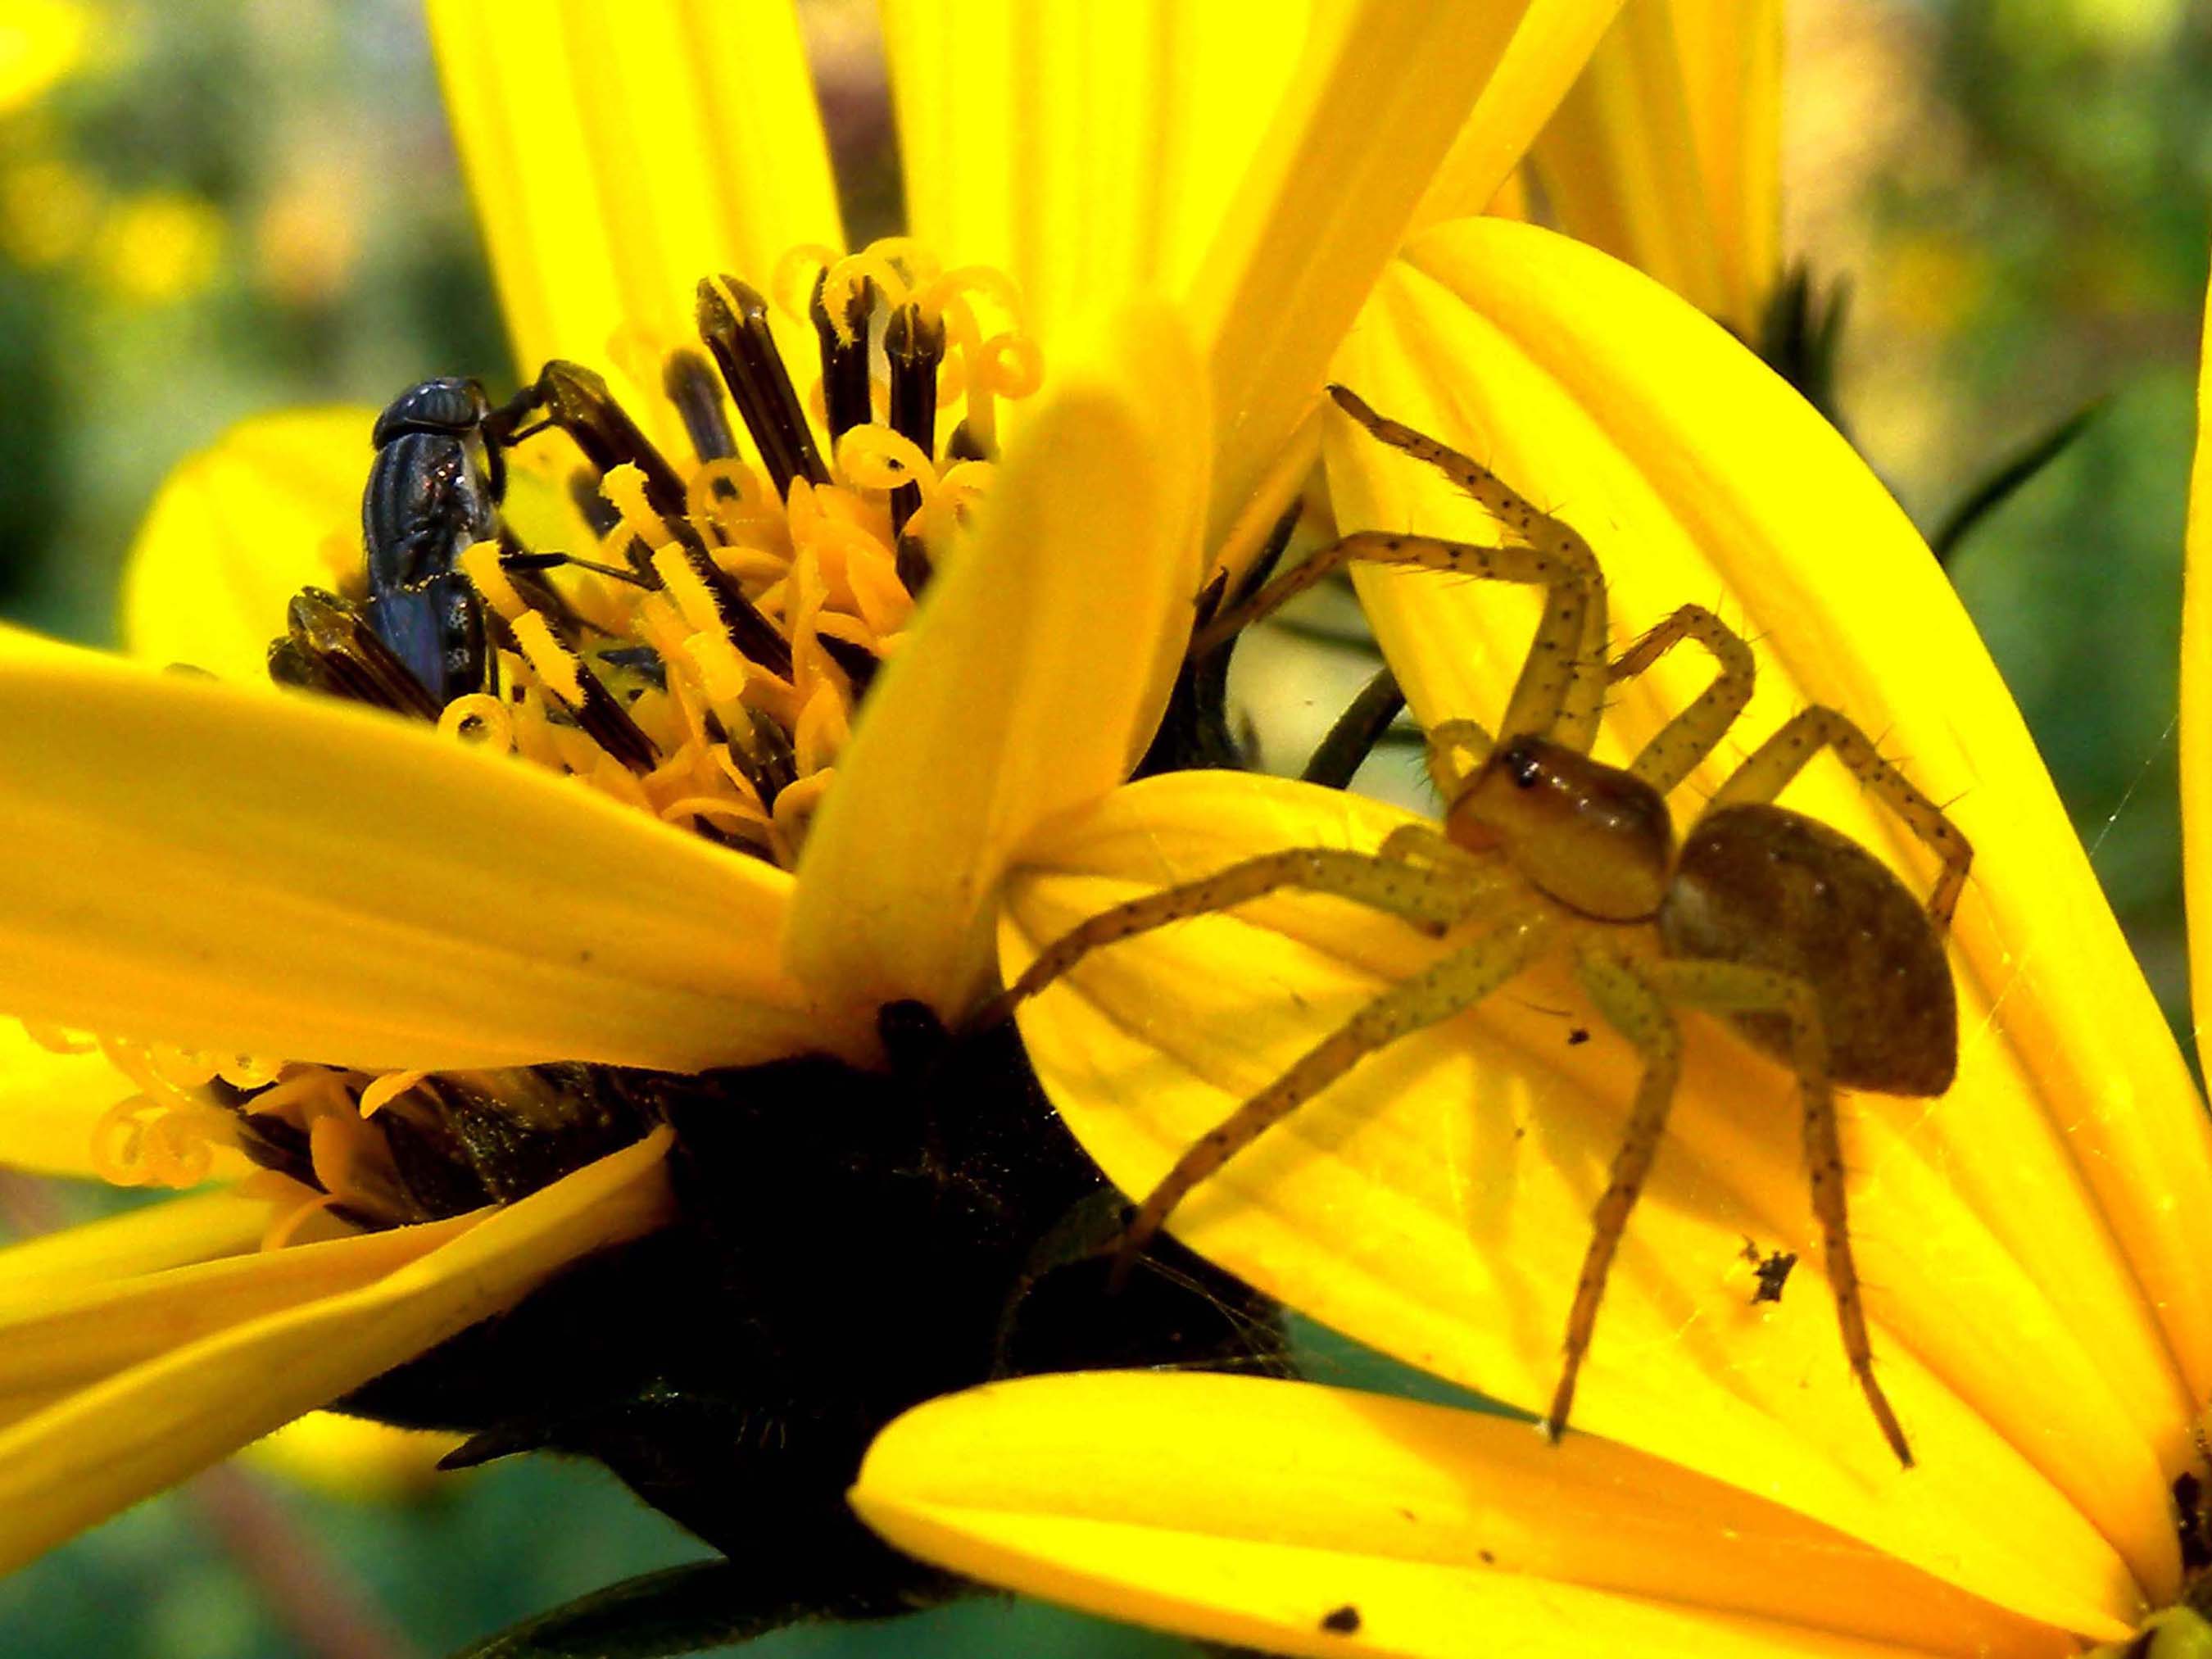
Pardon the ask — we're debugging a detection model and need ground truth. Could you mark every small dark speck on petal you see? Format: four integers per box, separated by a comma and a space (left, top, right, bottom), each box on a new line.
1320, 1606, 1362, 1635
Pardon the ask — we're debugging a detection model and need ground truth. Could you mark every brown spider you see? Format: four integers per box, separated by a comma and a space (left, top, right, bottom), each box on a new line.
983, 386, 1971, 1467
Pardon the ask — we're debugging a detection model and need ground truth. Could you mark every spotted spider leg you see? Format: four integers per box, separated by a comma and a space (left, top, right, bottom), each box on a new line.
1111, 904, 1557, 1281
1605, 603, 1757, 794
981, 837, 1515, 1029
1193, 388, 1609, 751
1705, 709, 1973, 931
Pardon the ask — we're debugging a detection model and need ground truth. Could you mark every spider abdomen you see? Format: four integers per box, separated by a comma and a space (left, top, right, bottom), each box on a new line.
1657, 804, 1957, 1095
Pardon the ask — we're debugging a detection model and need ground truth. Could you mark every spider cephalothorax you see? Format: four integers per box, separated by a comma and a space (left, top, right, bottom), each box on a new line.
987, 385, 1973, 1466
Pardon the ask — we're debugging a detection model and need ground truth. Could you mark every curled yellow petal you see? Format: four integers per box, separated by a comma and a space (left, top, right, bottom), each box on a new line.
0, 1129, 672, 1571
856, 1371, 2075, 1659
788, 306, 1207, 1014
121, 407, 374, 681
1003, 771, 2145, 1635
0, 641, 869, 1072
1330, 223, 2212, 1471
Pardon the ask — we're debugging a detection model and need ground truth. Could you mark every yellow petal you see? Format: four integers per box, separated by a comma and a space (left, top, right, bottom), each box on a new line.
1408, 0, 1630, 234
1329, 226, 2212, 1471
0, 1022, 250, 1182
1192, 0, 1617, 561
856, 1372, 2074, 1659
2183, 272, 2212, 1174
428, 0, 842, 401
0, 638, 871, 1071
1667, 0, 1783, 332
0, 1192, 267, 1311
121, 407, 374, 680
0, 1129, 671, 1570
243, 1412, 460, 1503
0, 1213, 483, 1411
0, 0, 87, 114
1525, 1, 1729, 324
787, 306, 1207, 1014
1004, 771, 2144, 1637
883, 0, 1312, 347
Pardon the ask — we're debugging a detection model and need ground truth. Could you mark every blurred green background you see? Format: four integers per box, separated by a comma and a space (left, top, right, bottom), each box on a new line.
0, 0, 2206, 1654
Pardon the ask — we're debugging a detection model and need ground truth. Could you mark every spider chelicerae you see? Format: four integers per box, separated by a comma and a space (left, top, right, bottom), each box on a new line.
986, 386, 1972, 1466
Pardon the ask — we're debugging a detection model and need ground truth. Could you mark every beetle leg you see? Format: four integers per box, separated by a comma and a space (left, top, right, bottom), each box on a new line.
1701, 706, 1973, 931
981, 845, 1517, 1031
1643, 956, 1914, 1468
1546, 947, 1684, 1448
1607, 605, 1756, 796
1112, 909, 1556, 1280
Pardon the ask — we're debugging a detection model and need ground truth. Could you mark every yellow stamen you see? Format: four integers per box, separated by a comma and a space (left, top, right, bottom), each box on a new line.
437, 692, 515, 753
458, 539, 530, 623
509, 611, 587, 705
357, 1070, 428, 1119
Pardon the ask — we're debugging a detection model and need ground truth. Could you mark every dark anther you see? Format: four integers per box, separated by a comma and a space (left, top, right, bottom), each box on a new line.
885, 303, 946, 540
894, 531, 931, 599
501, 360, 696, 536
810, 268, 875, 445
943, 419, 990, 464
1300, 664, 1407, 791
485, 609, 658, 773
696, 276, 831, 497
516, 360, 793, 682
663, 349, 738, 463
568, 469, 623, 539
718, 705, 800, 809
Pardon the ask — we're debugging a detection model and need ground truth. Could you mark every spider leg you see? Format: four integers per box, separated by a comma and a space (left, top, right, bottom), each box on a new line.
1192, 529, 1601, 752
1545, 947, 1684, 1448
1644, 956, 1913, 1468
1702, 707, 1973, 932
1326, 385, 1611, 750
1112, 908, 1557, 1280
981, 845, 1513, 1029
1607, 605, 1756, 796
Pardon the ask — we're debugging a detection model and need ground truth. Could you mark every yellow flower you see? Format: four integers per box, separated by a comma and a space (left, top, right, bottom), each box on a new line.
1525, 0, 1781, 336
848, 204, 2212, 1659
0, 0, 88, 116
0, 0, 1624, 1580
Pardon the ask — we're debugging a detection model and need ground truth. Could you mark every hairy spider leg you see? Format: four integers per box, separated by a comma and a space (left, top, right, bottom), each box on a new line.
1194, 528, 1602, 751
1704, 707, 1973, 932
1325, 384, 1611, 750
1646, 955, 1913, 1467
1188, 388, 1611, 750
1548, 947, 1684, 1447
1111, 909, 1557, 1284
1604, 604, 1757, 796
981, 843, 1516, 1030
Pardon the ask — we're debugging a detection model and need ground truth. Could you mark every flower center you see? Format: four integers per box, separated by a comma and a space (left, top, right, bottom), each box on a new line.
273, 236, 1040, 870
57, 241, 1042, 1234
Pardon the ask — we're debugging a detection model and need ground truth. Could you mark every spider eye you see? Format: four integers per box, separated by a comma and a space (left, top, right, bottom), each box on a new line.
1506, 746, 1543, 787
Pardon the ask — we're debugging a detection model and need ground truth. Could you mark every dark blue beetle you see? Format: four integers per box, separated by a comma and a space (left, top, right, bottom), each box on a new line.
361, 377, 507, 706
